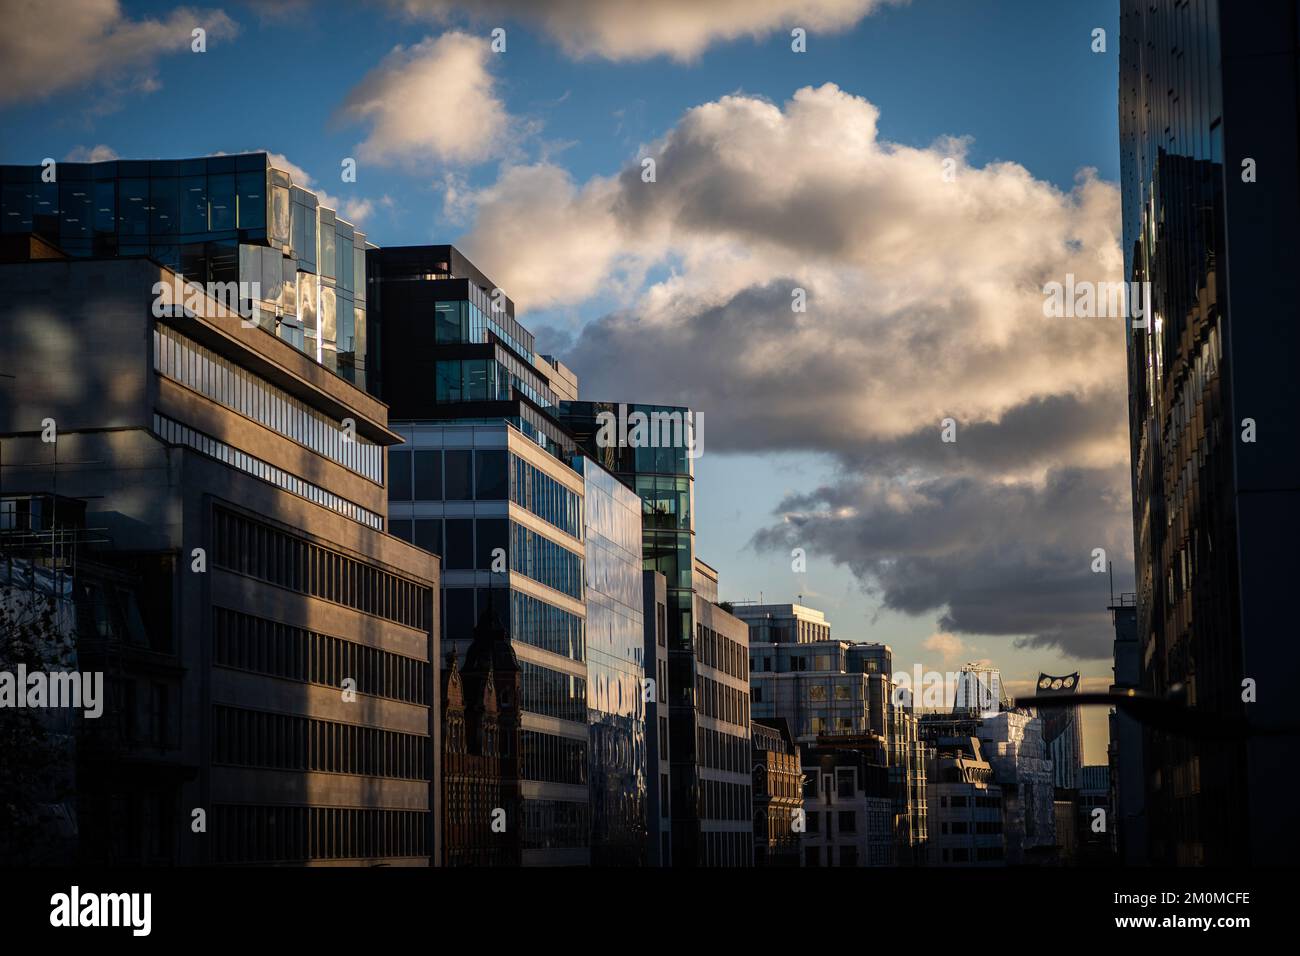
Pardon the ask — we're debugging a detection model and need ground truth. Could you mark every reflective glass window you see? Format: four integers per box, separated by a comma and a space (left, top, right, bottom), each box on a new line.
445, 450, 473, 500
413, 450, 441, 500
209, 174, 236, 231
237, 171, 266, 230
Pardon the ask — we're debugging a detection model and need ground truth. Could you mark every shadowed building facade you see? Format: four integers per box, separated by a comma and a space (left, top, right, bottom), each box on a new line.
0, 257, 439, 865
1119, 0, 1300, 865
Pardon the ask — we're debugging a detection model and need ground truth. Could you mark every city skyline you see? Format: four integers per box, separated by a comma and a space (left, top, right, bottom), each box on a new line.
1, 0, 1127, 761
2, 0, 1296, 892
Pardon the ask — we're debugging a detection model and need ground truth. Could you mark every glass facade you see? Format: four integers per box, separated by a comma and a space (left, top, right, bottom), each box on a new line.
575, 457, 648, 865
387, 421, 591, 861
556, 401, 703, 862
1117, 0, 1280, 866
1, 153, 368, 386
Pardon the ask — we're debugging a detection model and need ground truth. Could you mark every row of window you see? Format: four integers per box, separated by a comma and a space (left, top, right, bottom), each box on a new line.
212, 507, 428, 629
700, 829, 753, 867
213, 606, 429, 705
805, 810, 861, 834
939, 820, 1003, 835
699, 779, 752, 822
696, 675, 750, 729
156, 415, 383, 529
154, 325, 381, 481
211, 804, 428, 863
939, 846, 1005, 863
510, 454, 582, 538
519, 662, 587, 723
521, 730, 588, 786
696, 623, 747, 681
698, 727, 749, 774
433, 298, 534, 362
510, 589, 586, 661
388, 448, 508, 503
511, 524, 584, 599
212, 705, 428, 780
520, 799, 589, 850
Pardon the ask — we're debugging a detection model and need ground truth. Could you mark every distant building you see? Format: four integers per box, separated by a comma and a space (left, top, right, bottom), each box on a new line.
925, 735, 1004, 866
731, 603, 830, 644
1077, 765, 1114, 864
749, 632, 928, 863
800, 744, 894, 866
751, 718, 800, 866
1037, 672, 1083, 789
953, 662, 1009, 716
1107, 593, 1144, 864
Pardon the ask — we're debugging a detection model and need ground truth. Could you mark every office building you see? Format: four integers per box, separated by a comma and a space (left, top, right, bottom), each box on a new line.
369, 245, 650, 864
575, 457, 647, 865
748, 628, 928, 863
0, 256, 440, 865
731, 603, 830, 644
1119, 0, 1300, 865
691, 559, 753, 866
643, 570, 671, 866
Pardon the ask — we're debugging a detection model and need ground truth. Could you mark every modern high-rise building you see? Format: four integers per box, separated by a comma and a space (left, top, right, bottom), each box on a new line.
368, 244, 652, 864
952, 662, 1009, 716
0, 256, 440, 865
1036, 672, 1083, 790
1119, 0, 1300, 865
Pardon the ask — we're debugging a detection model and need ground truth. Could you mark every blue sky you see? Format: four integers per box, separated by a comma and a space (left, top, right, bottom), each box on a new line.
0, 0, 1127, 759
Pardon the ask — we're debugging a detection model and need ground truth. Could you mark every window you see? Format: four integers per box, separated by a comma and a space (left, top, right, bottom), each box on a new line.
413, 450, 441, 500
388, 450, 412, 501
475, 450, 507, 499
444, 450, 473, 500
413, 519, 441, 555
444, 519, 474, 571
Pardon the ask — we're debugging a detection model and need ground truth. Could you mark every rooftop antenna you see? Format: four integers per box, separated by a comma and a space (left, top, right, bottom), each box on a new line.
1108, 560, 1114, 605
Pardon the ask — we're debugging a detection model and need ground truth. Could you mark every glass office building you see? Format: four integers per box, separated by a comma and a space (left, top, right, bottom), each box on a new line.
557, 401, 711, 863
1119, 0, 1300, 865
574, 457, 648, 865
0, 153, 369, 385
387, 420, 593, 864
